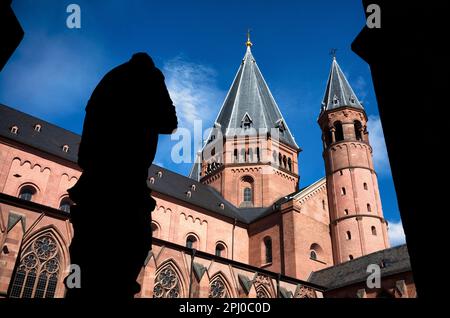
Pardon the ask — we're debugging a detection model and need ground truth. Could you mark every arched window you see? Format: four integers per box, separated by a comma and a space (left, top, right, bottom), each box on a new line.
248, 148, 253, 162
234, 149, 238, 163
9, 234, 61, 298
371, 226, 377, 236
341, 187, 346, 196
334, 121, 344, 142
240, 176, 254, 207
288, 158, 292, 171
215, 243, 226, 257
354, 121, 363, 141
346, 231, 352, 240
278, 153, 282, 166
349, 255, 354, 260
59, 198, 72, 213
186, 235, 197, 249
256, 147, 260, 162
263, 237, 272, 264
209, 275, 230, 298
309, 243, 323, 262
62, 145, 69, 153
363, 182, 368, 190
282, 155, 287, 169
18, 186, 36, 202
243, 187, 252, 203
153, 263, 182, 298
152, 223, 160, 238
367, 203, 372, 212
34, 124, 41, 132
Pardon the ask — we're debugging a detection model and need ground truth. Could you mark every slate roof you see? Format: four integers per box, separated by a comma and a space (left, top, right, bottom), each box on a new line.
320, 57, 364, 113
308, 244, 411, 290
212, 45, 298, 150
0, 102, 314, 224
0, 103, 80, 163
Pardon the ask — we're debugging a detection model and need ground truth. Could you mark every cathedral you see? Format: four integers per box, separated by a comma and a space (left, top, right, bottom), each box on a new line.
0, 38, 415, 298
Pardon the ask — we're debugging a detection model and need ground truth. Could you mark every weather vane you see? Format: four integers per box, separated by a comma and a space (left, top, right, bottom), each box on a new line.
330, 48, 337, 59
246, 29, 253, 47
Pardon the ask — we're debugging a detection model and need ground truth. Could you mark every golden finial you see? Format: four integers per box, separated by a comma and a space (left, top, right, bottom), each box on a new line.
246, 29, 253, 47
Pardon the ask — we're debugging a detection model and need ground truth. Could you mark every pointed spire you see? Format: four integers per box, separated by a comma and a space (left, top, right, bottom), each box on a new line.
212, 37, 298, 150
321, 56, 363, 112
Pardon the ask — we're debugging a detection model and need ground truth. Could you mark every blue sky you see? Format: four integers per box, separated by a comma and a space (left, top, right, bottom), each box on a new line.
0, 0, 405, 245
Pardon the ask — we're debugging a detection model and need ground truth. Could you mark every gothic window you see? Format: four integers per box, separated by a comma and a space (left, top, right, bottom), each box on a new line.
153, 264, 182, 298
334, 121, 344, 142
215, 243, 226, 257
243, 188, 252, 203
346, 231, 352, 240
367, 203, 372, 212
59, 198, 72, 213
354, 120, 363, 141
363, 182, 368, 190
263, 237, 272, 264
288, 158, 292, 171
209, 276, 230, 298
371, 226, 377, 236
186, 235, 197, 249
18, 185, 36, 202
256, 285, 271, 298
9, 234, 61, 298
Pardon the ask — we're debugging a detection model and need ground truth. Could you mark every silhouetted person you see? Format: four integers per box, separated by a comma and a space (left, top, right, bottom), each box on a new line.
65, 52, 177, 299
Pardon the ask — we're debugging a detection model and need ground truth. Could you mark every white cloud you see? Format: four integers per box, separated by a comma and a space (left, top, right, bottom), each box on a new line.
387, 220, 406, 246
367, 115, 391, 175
163, 56, 223, 129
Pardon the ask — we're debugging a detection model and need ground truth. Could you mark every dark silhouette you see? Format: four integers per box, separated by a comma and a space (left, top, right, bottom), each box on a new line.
65, 52, 177, 299
352, 1, 448, 298
0, 0, 24, 72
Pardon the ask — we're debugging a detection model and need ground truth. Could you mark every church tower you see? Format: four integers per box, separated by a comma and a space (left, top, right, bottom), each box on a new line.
190, 34, 300, 208
318, 57, 390, 264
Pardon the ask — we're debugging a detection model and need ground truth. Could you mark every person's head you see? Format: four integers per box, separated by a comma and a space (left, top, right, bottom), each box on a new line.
129, 52, 155, 69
